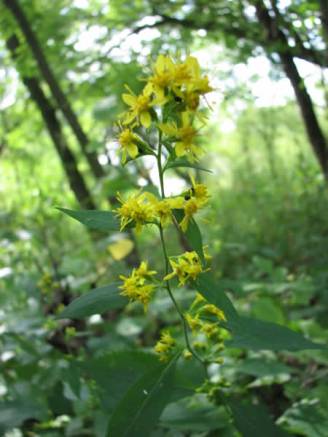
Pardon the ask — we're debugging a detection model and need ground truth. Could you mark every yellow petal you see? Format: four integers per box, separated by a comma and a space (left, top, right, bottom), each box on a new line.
140, 111, 151, 128
127, 143, 139, 159
164, 271, 176, 281
181, 112, 190, 126
159, 122, 177, 136
122, 111, 136, 125
108, 238, 134, 261
175, 142, 185, 157
155, 54, 166, 73
122, 93, 137, 106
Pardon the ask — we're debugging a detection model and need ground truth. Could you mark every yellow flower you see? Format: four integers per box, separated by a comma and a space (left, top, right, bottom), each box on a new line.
151, 196, 185, 226
119, 261, 157, 311
179, 179, 208, 231
145, 55, 175, 103
180, 197, 199, 232
135, 261, 157, 279
122, 86, 153, 128
118, 128, 139, 163
160, 112, 203, 162
185, 313, 201, 331
154, 331, 175, 361
115, 192, 156, 233
184, 56, 214, 95
189, 176, 209, 205
202, 304, 226, 322
164, 251, 204, 285
183, 349, 193, 359
201, 322, 219, 338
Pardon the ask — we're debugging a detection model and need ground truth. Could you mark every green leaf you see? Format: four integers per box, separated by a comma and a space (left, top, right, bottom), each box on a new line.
160, 398, 230, 432
0, 401, 46, 435
164, 159, 212, 173
107, 354, 180, 437
236, 358, 291, 377
57, 283, 126, 319
279, 402, 328, 437
193, 272, 238, 321
171, 357, 206, 401
227, 316, 324, 351
57, 208, 119, 232
192, 274, 323, 351
173, 211, 205, 264
84, 351, 159, 412
228, 399, 289, 437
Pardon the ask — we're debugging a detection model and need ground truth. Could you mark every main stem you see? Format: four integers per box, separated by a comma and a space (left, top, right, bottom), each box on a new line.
156, 135, 206, 367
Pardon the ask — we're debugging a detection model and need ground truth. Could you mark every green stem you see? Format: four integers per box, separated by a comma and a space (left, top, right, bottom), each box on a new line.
156, 132, 206, 369
159, 224, 205, 366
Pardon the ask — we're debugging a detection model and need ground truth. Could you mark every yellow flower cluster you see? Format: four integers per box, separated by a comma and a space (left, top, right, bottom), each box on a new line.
154, 331, 176, 362
118, 54, 213, 163
185, 307, 226, 339
119, 261, 157, 311
164, 251, 204, 285
184, 295, 227, 361
115, 176, 209, 234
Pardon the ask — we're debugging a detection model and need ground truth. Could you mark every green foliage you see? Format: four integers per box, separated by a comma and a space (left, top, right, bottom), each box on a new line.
58, 208, 120, 232
57, 283, 126, 319
1, 0, 327, 435
228, 400, 289, 437
106, 354, 179, 436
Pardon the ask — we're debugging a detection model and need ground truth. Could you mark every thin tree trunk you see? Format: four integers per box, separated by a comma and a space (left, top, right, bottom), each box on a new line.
254, 0, 328, 179
7, 34, 96, 210
280, 53, 328, 178
319, 0, 328, 45
3, 0, 105, 179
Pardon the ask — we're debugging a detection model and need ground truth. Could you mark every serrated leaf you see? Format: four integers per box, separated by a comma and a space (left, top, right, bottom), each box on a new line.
228, 400, 289, 437
227, 316, 324, 351
57, 283, 126, 319
193, 272, 238, 321
107, 354, 179, 437
164, 159, 212, 173
57, 208, 119, 232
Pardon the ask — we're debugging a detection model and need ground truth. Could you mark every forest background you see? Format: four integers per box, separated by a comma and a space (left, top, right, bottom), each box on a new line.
1, 0, 328, 436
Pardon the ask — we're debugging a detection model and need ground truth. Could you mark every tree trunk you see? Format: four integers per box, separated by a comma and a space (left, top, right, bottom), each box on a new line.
7, 35, 96, 210
319, 0, 328, 45
280, 53, 328, 178
3, 0, 105, 179
254, 0, 328, 179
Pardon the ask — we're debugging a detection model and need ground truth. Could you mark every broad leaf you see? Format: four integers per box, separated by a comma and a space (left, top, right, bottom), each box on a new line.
171, 357, 206, 401
107, 354, 179, 437
0, 401, 46, 435
193, 272, 238, 321
236, 358, 291, 377
84, 351, 159, 412
160, 398, 230, 432
227, 316, 324, 351
57, 208, 119, 232
164, 159, 212, 173
57, 283, 126, 319
228, 400, 289, 437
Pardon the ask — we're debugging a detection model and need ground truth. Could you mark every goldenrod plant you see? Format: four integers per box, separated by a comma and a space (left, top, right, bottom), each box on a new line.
58, 54, 323, 437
